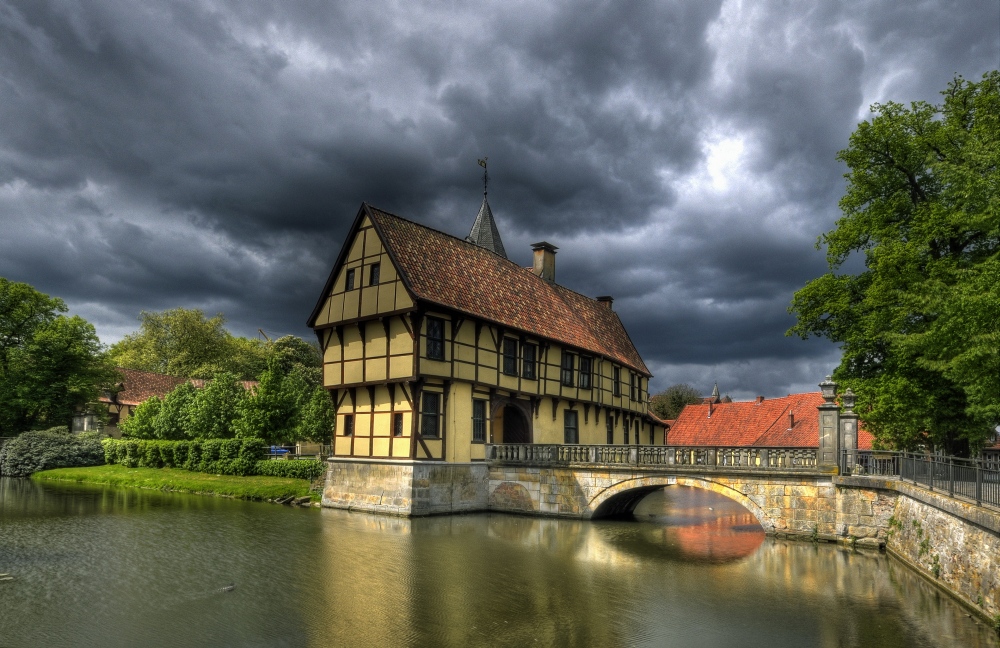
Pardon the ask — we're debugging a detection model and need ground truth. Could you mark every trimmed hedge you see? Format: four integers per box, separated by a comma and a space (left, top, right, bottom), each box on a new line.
102, 437, 266, 477
253, 459, 325, 481
0, 428, 105, 477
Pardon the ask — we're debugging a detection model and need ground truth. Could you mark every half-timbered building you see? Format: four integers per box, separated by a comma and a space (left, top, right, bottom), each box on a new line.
309, 200, 663, 462
309, 198, 664, 514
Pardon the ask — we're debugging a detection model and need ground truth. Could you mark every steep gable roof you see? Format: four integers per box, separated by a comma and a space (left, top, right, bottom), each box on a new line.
309, 203, 650, 375
667, 391, 872, 449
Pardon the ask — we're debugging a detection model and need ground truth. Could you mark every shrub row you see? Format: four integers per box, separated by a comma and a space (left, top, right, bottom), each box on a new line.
102, 437, 266, 476
253, 458, 325, 481
0, 428, 105, 477
101, 437, 324, 480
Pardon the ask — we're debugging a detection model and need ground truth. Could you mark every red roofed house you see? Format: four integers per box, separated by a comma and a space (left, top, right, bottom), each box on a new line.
308, 196, 664, 514
666, 379, 872, 469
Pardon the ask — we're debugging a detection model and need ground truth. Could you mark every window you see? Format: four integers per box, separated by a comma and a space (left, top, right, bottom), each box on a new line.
624, 422, 629, 445
369, 263, 380, 286
345, 269, 356, 291
649, 427, 655, 445
342, 414, 354, 436
613, 367, 621, 396
606, 415, 614, 444
634, 420, 640, 445
502, 338, 518, 376
561, 352, 575, 386
421, 393, 440, 437
393, 412, 404, 437
521, 343, 537, 380
564, 410, 579, 444
472, 399, 486, 442
426, 317, 445, 361
579, 357, 592, 389
630, 373, 637, 401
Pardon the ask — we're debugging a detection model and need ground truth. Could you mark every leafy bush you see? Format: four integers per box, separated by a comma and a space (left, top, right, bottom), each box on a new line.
253, 459, 325, 481
0, 427, 105, 477
101, 437, 266, 477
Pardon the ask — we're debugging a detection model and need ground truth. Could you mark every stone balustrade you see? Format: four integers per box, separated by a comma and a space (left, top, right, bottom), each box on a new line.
486, 443, 818, 471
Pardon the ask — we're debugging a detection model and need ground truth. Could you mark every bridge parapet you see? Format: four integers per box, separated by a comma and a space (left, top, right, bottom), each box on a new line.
486, 443, 819, 472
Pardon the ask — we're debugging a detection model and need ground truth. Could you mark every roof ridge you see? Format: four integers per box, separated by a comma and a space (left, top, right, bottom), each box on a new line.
367, 203, 514, 260
368, 204, 616, 308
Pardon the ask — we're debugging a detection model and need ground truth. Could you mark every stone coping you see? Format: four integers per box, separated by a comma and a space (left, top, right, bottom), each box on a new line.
327, 456, 484, 468
835, 475, 1000, 534
488, 461, 836, 479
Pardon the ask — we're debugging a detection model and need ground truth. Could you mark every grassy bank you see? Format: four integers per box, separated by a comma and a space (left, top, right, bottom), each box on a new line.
32, 464, 319, 502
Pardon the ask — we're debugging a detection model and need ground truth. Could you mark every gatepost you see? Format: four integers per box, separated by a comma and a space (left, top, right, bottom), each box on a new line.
839, 388, 859, 473
817, 376, 841, 470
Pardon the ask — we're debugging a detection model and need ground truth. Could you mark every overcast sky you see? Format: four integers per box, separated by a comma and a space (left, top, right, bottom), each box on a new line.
2, 1, 998, 399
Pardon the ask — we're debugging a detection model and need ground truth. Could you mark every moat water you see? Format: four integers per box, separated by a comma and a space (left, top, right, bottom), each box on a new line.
0, 477, 996, 648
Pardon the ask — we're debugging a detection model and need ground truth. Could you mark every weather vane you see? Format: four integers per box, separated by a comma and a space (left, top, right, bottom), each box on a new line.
477, 157, 489, 195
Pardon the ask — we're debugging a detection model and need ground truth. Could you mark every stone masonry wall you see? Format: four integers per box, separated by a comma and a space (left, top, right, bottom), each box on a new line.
323, 459, 488, 516
885, 484, 1000, 619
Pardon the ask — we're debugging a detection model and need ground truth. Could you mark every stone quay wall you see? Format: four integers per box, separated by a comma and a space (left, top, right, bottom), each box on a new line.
322, 459, 488, 516
835, 476, 1000, 619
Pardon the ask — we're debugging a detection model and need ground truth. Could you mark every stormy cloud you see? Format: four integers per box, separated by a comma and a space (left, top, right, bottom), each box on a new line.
1, 0, 997, 398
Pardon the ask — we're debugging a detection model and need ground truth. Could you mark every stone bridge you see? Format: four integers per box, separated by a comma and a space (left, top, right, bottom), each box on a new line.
485, 444, 866, 539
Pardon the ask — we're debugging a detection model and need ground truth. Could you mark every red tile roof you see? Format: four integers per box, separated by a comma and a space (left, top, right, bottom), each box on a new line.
100, 368, 257, 406
100, 368, 187, 406
312, 204, 650, 375
666, 392, 872, 450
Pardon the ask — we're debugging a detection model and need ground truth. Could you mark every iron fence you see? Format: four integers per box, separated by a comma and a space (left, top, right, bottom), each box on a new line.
844, 449, 1000, 509
486, 444, 819, 471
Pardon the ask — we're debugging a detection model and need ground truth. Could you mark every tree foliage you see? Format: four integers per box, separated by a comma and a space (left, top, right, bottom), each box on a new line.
650, 384, 703, 420
789, 72, 1000, 454
0, 278, 116, 434
108, 308, 269, 380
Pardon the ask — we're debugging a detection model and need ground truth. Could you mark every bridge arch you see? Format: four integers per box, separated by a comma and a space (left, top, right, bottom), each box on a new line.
588, 476, 774, 530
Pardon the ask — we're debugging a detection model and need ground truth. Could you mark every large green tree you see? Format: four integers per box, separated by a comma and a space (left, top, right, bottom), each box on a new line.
789, 72, 1000, 454
0, 278, 116, 433
109, 308, 269, 380
650, 384, 703, 420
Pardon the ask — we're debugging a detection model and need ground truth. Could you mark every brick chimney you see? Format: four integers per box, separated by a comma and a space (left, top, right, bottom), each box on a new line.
531, 242, 558, 282
596, 295, 614, 309
756, 396, 764, 404
787, 410, 794, 429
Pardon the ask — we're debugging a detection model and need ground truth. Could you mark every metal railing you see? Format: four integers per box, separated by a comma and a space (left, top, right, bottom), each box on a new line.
843, 450, 1000, 509
486, 444, 819, 471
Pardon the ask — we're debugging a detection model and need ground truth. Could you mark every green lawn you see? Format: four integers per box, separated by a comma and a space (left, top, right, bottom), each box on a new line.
32, 465, 319, 502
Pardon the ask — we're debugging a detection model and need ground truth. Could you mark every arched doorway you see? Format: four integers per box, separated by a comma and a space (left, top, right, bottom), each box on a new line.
502, 405, 531, 444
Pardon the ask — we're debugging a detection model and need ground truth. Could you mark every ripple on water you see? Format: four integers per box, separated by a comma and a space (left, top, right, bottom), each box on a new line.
0, 478, 996, 648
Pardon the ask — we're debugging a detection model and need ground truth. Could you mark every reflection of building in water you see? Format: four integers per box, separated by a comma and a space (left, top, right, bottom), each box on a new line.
637, 487, 766, 562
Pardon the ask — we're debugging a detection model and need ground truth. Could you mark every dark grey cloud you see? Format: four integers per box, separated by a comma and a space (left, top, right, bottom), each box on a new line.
1, 0, 997, 399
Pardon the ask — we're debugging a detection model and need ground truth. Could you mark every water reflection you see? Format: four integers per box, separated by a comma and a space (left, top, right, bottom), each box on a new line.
1, 478, 997, 648
631, 486, 766, 562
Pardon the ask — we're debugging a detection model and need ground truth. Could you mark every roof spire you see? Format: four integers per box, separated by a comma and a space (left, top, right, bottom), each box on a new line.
466, 158, 507, 258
